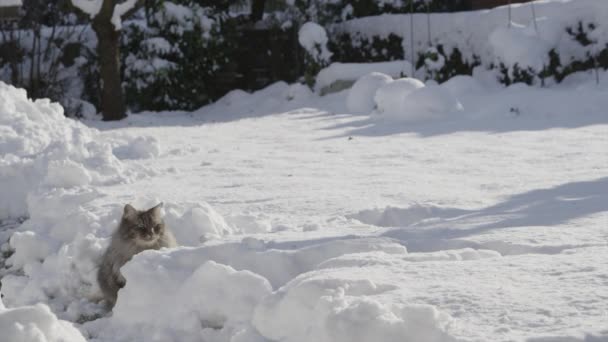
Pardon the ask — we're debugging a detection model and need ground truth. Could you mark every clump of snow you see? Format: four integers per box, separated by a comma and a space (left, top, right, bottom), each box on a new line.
374, 78, 425, 115
70, 0, 103, 18
346, 72, 393, 113
315, 60, 413, 94
111, 0, 138, 30
164, 202, 234, 244
112, 135, 161, 160
0, 300, 87, 342
226, 213, 272, 234
389, 84, 463, 121
298, 22, 332, 63
424, 47, 446, 71
252, 270, 454, 342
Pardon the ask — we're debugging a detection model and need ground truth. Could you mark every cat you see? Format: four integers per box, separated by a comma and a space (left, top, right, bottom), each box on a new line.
98, 203, 177, 308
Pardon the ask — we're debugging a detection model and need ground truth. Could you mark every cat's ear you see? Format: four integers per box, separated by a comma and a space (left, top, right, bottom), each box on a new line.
147, 202, 163, 220
123, 204, 137, 218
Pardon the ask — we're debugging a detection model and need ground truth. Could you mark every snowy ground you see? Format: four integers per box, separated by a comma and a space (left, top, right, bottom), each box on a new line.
1, 69, 608, 342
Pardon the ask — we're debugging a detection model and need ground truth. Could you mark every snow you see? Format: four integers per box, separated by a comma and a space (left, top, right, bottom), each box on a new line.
333, 0, 608, 76
373, 77, 425, 116
111, 0, 138, 30
0, 300, 86, 342
70, 0, 103, 18
91, 259, 272, 342
1, 12, 608, 342
346, 72, 393, 113
315, 60, 413, 93
298, 22, 332, 63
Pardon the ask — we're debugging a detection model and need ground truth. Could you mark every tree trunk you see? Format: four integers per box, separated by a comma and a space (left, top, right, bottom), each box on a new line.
251, 0, 265, 22
92, 1, 127, 121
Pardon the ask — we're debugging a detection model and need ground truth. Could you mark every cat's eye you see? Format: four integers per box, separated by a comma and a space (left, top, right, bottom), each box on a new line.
137, 224, 145, 230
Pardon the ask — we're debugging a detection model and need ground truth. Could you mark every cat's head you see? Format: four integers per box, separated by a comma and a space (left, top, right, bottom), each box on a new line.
119, 203, 165, 246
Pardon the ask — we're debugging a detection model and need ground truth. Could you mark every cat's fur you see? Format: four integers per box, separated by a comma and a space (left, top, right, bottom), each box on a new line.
98, 203, 177, 307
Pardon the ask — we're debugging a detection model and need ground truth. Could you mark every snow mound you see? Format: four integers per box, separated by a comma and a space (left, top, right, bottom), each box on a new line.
374, 78, 425, 115
315, 60, 412, 94
252, 270, 454, 342
203, 82, 313, 120
91, 259, 271, 342
346, 72, 393, 113
0, 300, 86, 342
0, 82, 163, 321
0, 82, 157, 219
440, 75, 484, 98
392, 84, 463, 121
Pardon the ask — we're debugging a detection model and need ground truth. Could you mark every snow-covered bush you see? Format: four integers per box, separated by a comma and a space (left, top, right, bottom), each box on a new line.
0, 1, 98, 117
328, 1, 608, 86
122, 1, 236, 111
298, 22, 332, 87
330, 32, 404, 63
416, 45, 479, 83
293, 0, 467, 26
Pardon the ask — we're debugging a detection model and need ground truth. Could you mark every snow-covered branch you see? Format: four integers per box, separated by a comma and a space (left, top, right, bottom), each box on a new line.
71, 0, 103, 18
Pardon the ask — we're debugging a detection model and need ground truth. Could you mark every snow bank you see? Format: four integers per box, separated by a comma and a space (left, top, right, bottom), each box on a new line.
0, 299, 86, 342
252, 269, 454, 342
77, 236, 407, 341
89, 258, 271, 342
316, 60, 412, 94
346, 72, 393, 113
0, 82, 165, 321
0, 82, 158, 220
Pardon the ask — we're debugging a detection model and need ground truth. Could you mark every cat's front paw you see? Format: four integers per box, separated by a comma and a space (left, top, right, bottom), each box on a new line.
116, 275, 126, 288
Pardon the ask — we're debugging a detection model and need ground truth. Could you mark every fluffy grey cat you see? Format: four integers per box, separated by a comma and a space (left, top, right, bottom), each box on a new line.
98, 203, 177, 307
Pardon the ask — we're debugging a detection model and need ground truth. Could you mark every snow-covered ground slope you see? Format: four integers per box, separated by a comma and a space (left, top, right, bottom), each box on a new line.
2, 64, 607, 342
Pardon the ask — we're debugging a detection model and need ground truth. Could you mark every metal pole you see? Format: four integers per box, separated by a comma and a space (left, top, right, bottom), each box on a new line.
531, 1, 539, 35
426, 1, 431, 46
508, 0, 512, 28
410, 0, 415, 77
